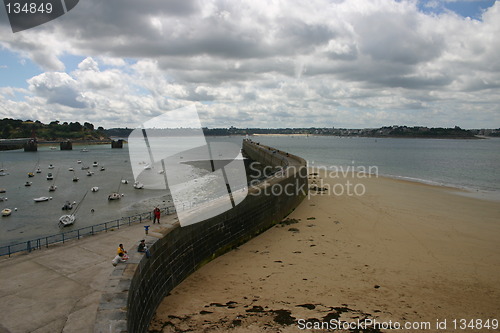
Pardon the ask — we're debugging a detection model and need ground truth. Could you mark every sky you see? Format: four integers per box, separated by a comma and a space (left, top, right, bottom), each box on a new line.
0, 0, 499, 129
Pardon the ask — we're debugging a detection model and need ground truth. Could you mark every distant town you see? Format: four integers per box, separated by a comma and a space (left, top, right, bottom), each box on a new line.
1, 118, 499, 142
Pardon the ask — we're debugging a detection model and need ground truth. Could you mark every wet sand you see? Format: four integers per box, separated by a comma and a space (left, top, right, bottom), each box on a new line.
149, 169, 500, 332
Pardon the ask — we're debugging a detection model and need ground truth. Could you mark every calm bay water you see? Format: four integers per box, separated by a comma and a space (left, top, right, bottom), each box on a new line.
252, 135, 500, 194
1, 136, 499, 246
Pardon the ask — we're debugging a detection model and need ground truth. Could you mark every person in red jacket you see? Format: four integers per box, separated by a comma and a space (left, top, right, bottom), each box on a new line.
153, 207, 161, 224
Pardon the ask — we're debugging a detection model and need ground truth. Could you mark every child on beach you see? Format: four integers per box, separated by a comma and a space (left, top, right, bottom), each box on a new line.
117, 243, 129, 260
112, 252, 127, 266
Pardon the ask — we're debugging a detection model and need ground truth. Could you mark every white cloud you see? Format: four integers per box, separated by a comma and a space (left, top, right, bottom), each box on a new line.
0, 0, 499, 128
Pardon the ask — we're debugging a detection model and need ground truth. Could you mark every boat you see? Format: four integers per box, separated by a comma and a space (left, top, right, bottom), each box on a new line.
34, 196, 51, 202
87, 171, 94, 176
81, 162, 90, 170
48, 164, 54, 169
1, 208, 12, 216
59, 214, 75, 226
92, 161, 98, 167
133, 181, 144, 189
91, 186, 99, 192
68, 167, 74, 171
50, 146, 57, 150
144, 164, 152, 170
47, 173, 53, 180
48, 168, 59, 192
81, 148, 89, 152
59, 191, 88, 227
35, 168, 41, 173
25, 181, 32, 186
49, 185, 57, 192
100, 166, 106, 171
61, 201, 74, 210
121, 179, 129, 184
73, 176, 79, 182
108, 192, 121, 200
0, 188, 5, 193
77, 160, 82, 164
27, 172, 34, 178
0, 172, 8, 176
0, 197, 7, 201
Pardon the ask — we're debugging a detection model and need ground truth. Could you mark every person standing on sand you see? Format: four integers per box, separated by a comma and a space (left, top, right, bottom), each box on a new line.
153, 207, 161, 224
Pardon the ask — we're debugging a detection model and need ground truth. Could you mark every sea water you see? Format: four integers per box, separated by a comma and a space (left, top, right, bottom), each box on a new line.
251, 135, 500, 194
1, 136, 499, 246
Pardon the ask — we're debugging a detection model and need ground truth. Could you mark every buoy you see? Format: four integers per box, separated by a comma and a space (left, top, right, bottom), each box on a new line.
14, 208, 17, 211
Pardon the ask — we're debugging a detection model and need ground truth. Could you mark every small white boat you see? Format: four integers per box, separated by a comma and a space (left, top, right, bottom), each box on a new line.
68, 167, 74, 171
108, 192, 121, 200
100, 166, 105, 171
0, 172, 8, 176
49, 185, 57, 192
92, 161, 98, 167
48, 164, 54, 169
87, 171, 94, 176
25, 181, 32, 186
81, 148, 89, 152
121, 179, 129, 184
47, 173, 53, 180
0, 197, 7, 201
77, 160, 82, 164
0, 188, 6, 193
34, 196, 51, 202
59, 214, 75, 226
133, 181, 144, 189
144, 164, 152, 170
73, 176, 79, 182
50, 147, 57, 150
35, 168, 42, 173
1, 208, 12, 216
91, 186, 99, 192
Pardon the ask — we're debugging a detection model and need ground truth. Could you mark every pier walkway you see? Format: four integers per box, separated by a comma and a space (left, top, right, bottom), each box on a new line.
0, 215, 177, 333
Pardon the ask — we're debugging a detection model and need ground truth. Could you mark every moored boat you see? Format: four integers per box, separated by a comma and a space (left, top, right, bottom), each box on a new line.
59, 214, 75, 226
108, 192, 121, 200
133, 181, 144, 189
34, 196, 51, 202
91, 186, 99, 192
1, 208, 12, 216
25, 181, 32, 186
47, 173, 53, 180
62, 201, 74, 210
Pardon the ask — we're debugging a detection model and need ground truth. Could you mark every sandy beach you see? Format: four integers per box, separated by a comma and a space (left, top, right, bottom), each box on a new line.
149, 169, 500, 332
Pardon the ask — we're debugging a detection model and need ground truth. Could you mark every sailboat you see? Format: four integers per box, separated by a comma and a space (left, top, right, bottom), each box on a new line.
48, 168, 59, 192
59, 191, 88, 227
108, 178, 124, 200
72, 171, 79, 182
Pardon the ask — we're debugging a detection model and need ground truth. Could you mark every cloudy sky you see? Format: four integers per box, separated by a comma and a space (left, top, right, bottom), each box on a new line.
0, 0, 499, 129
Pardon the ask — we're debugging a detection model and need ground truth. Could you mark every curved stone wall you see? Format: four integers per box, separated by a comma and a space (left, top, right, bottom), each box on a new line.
94, 140, 308, 333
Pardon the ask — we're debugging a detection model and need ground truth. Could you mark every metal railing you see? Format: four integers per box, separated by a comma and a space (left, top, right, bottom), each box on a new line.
0, 205, 185, 258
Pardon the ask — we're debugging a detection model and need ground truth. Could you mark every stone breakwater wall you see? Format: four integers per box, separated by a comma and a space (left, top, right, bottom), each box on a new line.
94, 140, 308, 333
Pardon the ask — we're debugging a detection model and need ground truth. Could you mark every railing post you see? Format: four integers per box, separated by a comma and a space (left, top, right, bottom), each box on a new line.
62, 233, 65, 244
27, 240, 31, 253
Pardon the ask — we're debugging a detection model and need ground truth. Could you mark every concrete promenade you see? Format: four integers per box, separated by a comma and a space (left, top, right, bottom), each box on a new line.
0, 216, 177, 333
